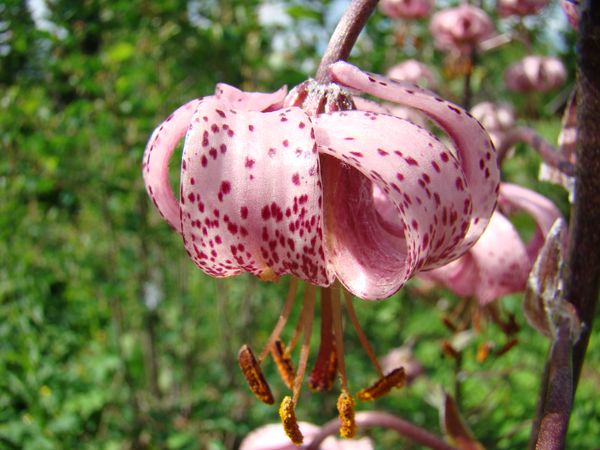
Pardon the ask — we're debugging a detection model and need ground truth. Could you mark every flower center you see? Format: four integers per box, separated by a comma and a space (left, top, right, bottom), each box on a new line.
237, 278, 406, 444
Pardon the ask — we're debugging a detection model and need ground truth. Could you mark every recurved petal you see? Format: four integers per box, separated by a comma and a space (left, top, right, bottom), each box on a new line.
179, 98, 333, 285
315, 111, 471, 299
469, 211, 530, 304
143, 99, 202, 230
498, 183, 564, 262
329, 61, 500, 264
214, 83, 288, 111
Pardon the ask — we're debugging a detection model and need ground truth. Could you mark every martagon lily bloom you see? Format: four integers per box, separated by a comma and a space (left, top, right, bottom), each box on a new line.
143, 61, 499, 443
504, 55, 567, 93
378, 0, 434, 20
429, 5, 494, 55
497, 0, 550, 17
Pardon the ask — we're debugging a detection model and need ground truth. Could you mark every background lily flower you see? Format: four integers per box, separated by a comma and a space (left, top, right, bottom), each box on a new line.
470, 102, 516, 148
386, 59, 438, 90
143, 61, 499, 300
560, 0, 580, 29
420, 183, 563, 305
429, 5, 495, 55
497, 0, 550, 18
239, 422, 374, 450
504, 55, 567, 93
378, 0, 434, 20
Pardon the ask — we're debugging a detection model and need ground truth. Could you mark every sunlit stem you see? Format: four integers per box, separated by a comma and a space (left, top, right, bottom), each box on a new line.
292, 284, 316, 404
258, 277, 299, 362
330, 284, 348, 391
343, 289, 383, 377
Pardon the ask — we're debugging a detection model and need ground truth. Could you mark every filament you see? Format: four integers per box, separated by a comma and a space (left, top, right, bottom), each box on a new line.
292, 284, 316, 403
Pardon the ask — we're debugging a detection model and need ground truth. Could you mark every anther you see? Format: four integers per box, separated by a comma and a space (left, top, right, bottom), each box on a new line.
441, 340, 460, 359
271, 339, 295, 390
337, 390, 356, 438
238, 344, 274, 404
476, 342, 493, 363
279, 396, 303, 444
357, 367, 406, 401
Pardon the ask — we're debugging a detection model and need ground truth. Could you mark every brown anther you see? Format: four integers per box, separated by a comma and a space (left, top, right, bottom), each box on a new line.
237, 344, 274, 405
442, 317, 458, 332
271, 339, 295, 390
357, 367, 406, 401
476, 342, 493, 363
279, 396, 303, 444
495, 338, 518, 357
337, 390, 356, 438
441, 340, 460, 359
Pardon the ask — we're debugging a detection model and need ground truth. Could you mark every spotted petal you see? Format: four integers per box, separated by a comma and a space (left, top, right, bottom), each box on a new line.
316, 112, 471, 299
329, 61, 500, 263
179, 98, 333, 285
143, 99, 202, 230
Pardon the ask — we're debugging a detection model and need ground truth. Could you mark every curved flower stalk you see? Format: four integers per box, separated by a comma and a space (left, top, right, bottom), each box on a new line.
504, 55, 567, 93
240, 422, 374, 450
429, 5, 494, 56
143, 60, 499, 444
421, 183, 563, 305
379, 0, 434, 20
470, 102, 515, 148
497, 0, 550, 18
386, 59, 438, 90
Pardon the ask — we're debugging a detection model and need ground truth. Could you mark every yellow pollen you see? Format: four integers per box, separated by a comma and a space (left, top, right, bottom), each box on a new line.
357, 367, 406, 401
258, 267, 279, 282
476, 342, 492, 363
279, 396, 303, 444
237, 344, 274, 404
337, 390, 356, 438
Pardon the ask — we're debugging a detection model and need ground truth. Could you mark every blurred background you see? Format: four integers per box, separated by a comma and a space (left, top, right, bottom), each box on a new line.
1, 0, 598, 449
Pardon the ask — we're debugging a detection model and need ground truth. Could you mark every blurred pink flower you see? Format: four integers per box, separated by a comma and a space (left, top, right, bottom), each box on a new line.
421, 183, 563, 305
430, 5, 494, 55
386, 60, 438, 90
497, 0, 550, 17
560, 0, 580, 29
504, 56, 567, 93
143, 61, 499, 300
379, 0, 434, 19
240, 422, 374, 450
470, 102, 516, 147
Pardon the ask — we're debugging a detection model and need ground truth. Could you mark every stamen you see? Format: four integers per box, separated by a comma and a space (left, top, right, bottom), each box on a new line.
337, 390, 356, 438
259, 277, 299, 362
343, 289, 384, 377
357, 367, 406, 401
271, 339, 295, 390
292, 284, 316, 403
309, 287, 337, 392
237, 344, 274, 404
476, 342, 492, 363
279, 396, 303, 444
330, 284, 349, 391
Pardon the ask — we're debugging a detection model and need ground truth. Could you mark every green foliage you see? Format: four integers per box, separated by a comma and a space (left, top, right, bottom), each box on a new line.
1, 1, 597, 449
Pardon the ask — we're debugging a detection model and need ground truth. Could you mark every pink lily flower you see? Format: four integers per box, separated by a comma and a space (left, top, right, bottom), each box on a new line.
143, 61, 499, 301
429, 5, 494, 55
421, 183, 563, 305
378, 0, 434, 20
497, 0, 550, 18
504, 55, 567, 93
470, 102, 516, 148
240, 422, 374, 450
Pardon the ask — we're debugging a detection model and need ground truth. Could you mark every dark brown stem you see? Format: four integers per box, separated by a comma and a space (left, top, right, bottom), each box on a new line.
530, 321, 573, 450
496, 127, 576, 176
565, 0, 600, 387
306, 411, 457, 450
315, 0, 379, 83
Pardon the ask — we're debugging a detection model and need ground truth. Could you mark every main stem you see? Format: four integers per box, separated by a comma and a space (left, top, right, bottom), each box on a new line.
315, 0, 379, 83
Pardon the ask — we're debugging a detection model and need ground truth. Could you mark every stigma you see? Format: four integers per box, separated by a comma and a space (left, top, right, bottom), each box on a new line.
237, 278, 406, 444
